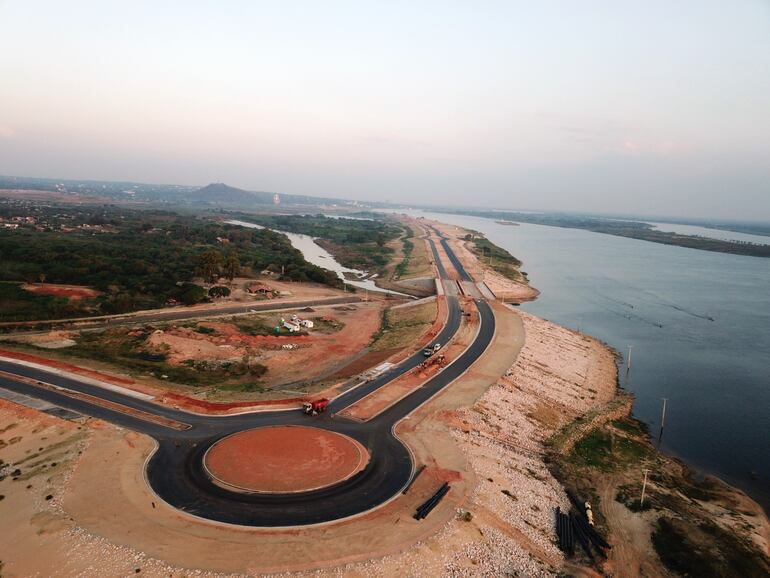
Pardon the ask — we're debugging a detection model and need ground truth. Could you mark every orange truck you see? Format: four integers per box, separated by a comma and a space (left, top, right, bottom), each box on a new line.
303, 398, 329, 415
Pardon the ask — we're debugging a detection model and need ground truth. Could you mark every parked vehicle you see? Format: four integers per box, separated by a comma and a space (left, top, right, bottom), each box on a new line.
302, 398, 329, 415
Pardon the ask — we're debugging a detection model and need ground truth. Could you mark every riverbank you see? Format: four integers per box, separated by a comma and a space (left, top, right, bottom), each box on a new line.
433, 218, 770, 575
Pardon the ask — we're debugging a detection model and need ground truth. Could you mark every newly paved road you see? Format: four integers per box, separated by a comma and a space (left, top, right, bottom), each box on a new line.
0, 232, 495, 526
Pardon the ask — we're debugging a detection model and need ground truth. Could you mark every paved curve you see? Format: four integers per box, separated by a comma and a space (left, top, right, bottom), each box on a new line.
0, 231, 494, 526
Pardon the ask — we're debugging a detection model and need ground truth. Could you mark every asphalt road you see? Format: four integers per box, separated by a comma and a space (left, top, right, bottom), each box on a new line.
0, 234, 495, 526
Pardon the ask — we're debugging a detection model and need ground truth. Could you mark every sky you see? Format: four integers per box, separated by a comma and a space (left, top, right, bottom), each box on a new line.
1, 1, 769, 220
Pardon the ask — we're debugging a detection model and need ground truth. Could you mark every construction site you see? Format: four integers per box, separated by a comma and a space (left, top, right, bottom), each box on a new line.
0, 217, 768, 578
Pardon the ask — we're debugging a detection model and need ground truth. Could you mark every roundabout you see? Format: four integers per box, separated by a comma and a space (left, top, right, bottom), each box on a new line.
0, 230, 494, 527
203, 425, 369, 494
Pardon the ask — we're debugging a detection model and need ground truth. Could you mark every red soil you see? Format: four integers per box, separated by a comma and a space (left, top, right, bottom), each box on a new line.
158, 392, 306, 413
204, 426, 369, 493
0, 349, 135, 386
22, 283, 101, 300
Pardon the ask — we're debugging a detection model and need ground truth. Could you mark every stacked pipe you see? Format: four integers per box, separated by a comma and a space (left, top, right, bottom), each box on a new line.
572, 511, 611, 553
555, 498, 611, 559
555, 507, 575, 556
414, 482, 450, 520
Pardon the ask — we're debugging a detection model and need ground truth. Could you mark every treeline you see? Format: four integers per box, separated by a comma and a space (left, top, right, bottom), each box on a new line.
445, 210, 770, 258
233, 213, 403, 271
0, 206, 342, 320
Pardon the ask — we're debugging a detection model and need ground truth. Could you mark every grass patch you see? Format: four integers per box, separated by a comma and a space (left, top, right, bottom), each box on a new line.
231, 316, 278, 336
310, 316, 345, 334
65, 327, 266, 387
467, 236, 527, 283
570, 427, 655, 471
369, 301, 437, 351
652, 517, 770, 577
0, 282, 95, 322
610, 417, 649, 436
615, 482, 654, 512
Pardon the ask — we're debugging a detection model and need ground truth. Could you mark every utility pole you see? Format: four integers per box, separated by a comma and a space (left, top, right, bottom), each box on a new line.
660, 398, 668, 430
627, 345, 633, 370
640, 468, 650, 508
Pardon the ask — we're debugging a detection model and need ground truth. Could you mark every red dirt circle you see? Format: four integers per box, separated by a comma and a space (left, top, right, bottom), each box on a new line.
203, 425, 369, 494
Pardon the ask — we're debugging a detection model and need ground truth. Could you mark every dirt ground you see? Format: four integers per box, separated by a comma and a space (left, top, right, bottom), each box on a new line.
0, 300, 524, 577
204, 426, 369, 493
21, 283, 102, 300
146, 303, 384, 389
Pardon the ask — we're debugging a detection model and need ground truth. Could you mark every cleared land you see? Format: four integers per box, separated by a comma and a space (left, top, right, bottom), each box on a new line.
204, 426, 369, 493
2, 300, 386, 401
369, 299, 438, 352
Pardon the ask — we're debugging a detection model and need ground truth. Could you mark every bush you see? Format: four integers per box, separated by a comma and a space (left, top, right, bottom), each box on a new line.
175, 283, 208, 305
208, 285, 231, 298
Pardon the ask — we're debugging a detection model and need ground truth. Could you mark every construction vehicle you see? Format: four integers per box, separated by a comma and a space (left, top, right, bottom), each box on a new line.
302, 398, 329, 415
418, 354, 446, 370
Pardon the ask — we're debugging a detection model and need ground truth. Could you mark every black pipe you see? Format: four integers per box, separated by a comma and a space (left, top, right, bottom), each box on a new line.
574, 513, 611, 552
419, 484, 450, 516
415, 483, 450, 520
415, 482, 449, 514
570, 513, 594, 560
420, 486, 449, 518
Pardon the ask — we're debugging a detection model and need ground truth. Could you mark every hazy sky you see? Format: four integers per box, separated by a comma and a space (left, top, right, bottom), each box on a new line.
1, 1, 769, 219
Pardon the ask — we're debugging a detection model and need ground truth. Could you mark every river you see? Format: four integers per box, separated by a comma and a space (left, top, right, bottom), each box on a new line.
227, 219, 410, 296
387, 210, 770, 513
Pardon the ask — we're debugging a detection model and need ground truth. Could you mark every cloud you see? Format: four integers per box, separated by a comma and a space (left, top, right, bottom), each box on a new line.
0, 125, 16, 139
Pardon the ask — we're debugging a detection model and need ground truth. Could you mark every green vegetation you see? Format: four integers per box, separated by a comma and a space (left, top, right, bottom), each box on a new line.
393, 226, 415, 279
64, 327, 267, 387
467, 235, 528, 282
369, 301, 437, 351
614, 482, 653, 512
448, 210, 770, 258
233, 214, 402, 271
231, 316, 280, 336
0, 202, 342, 321
570, 427, 654, 471
208, 285, 231, 298
547, 403, 770, 575
0, 282, 82, 322
610, 417, 649, 436
652, 517, 770, 578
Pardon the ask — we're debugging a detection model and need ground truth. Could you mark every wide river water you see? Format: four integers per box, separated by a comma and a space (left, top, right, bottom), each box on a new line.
389, 210, 770, 512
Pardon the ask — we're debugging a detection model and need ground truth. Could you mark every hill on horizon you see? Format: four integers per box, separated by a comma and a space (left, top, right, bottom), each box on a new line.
188, 182, 275, 206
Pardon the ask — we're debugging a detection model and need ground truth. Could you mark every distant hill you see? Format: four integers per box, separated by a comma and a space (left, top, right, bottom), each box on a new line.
0, 174, 370, 208
188, 183, 274, 206
187, 182, 356, 208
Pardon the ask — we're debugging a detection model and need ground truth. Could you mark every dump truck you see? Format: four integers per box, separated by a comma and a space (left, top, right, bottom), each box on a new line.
303, 398, 329, 415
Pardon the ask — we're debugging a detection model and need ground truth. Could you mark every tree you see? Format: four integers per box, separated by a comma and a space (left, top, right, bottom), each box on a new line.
209, 285, 231, 298
196, 250, 223, 283
222, 255, 241, 283
177, 283, 208, 305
